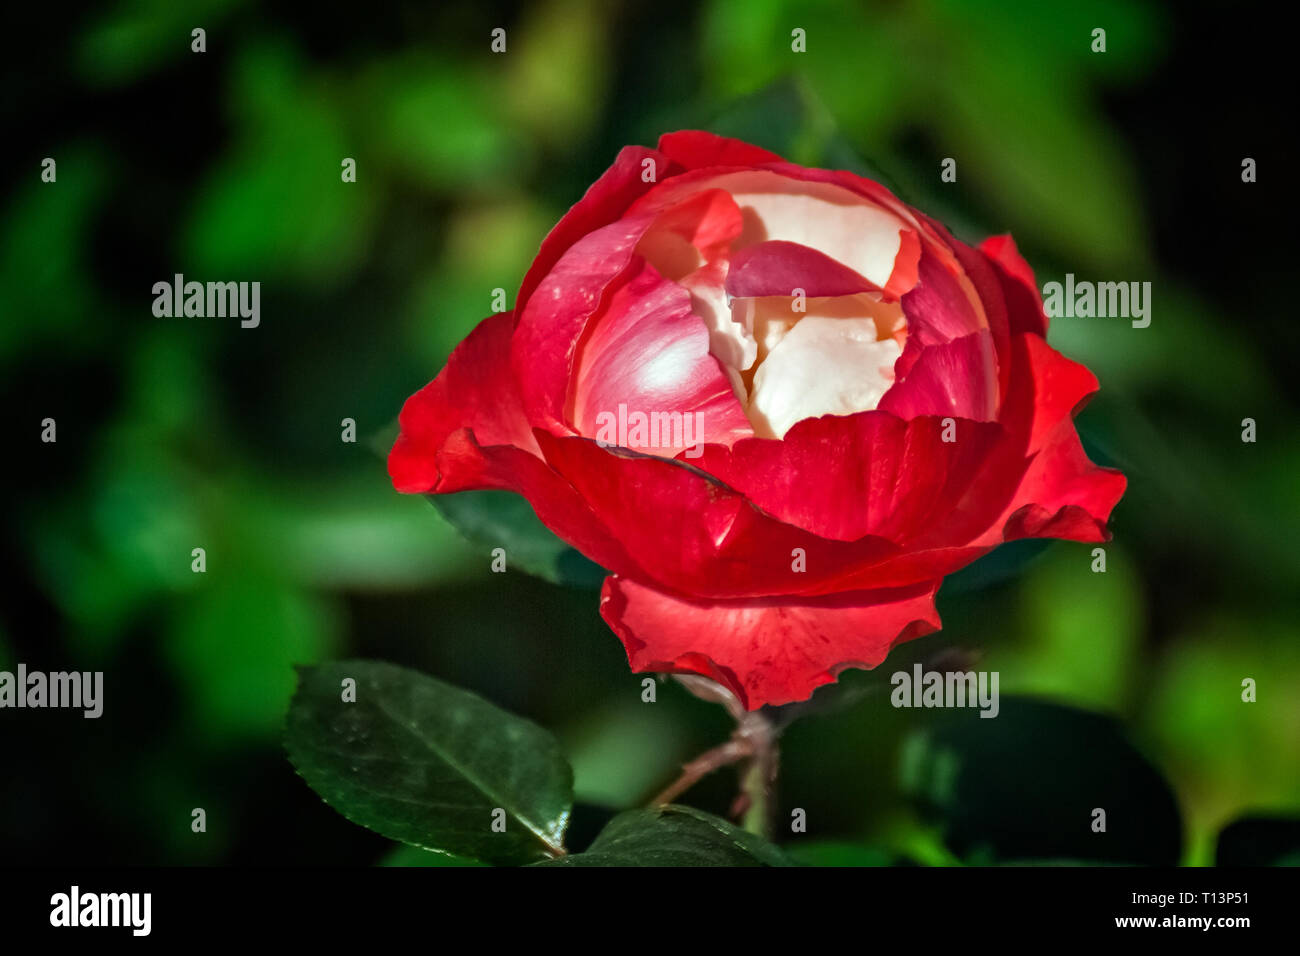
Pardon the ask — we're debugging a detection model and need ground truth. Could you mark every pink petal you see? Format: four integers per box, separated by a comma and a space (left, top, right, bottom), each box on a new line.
516, 145, 679, 316
724, 240, 886, 299
571, 258, 753, 454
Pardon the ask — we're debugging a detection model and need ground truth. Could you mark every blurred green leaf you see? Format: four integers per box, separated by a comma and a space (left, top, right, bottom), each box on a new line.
932, 25, 1151, 270
506, 0, 610, 146
900, 697, 1181, 864
996, 543, 1142, 711
77, 0, 247, 85
260, 479, 482, 590
286, 660, 573, 865
169, 575, 339, 739
185, 41, 374, 281
537, 805, 794, 866
786, 841, 895, 867
0, 145, 110, 363
562, 697, 691, 808
1144, 618, 1300, 863
707, 77, 820, 163
360, 58, 524, 192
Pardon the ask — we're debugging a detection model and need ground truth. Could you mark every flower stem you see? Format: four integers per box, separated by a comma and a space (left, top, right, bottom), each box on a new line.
649, 677, 782, 838
736, 711, 778, 838
650, 738, 750, 806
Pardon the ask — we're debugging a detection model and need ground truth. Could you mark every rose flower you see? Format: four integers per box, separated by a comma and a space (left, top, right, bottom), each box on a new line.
389, 131, 1126, 710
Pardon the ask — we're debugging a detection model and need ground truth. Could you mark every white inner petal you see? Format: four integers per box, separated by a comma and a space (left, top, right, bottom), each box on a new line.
627, 173, 918, 439
666, 170, 908, 288
679, 264, 757, 377
747, 315, 903, 439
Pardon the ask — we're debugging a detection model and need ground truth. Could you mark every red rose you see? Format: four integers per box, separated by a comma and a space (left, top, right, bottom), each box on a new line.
389, 131, 1126, 710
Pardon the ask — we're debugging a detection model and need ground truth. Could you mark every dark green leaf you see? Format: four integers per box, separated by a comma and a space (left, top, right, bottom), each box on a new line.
378, 843, 486, 867
536, 805, 795, 867
431, 490, 605, 588
707, 77, 815, 161
900, 697, 1181, 865
287, 660, 573, 865
1216, 816, 1300, 866
367, 420, 603, 589
941, 539, 1052, 594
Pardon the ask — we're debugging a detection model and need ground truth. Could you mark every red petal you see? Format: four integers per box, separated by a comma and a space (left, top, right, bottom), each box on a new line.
894, 332, 1107, 550
900, 245, 985, 348
640, 187, 745, 262
454, 439, 650, 578
949, 236, 1013, 402
694, 411, 1004, 544
601, 576, 942, 709
533, 430, 916, 599
994, 332, 1102, 456
998, 422, 1127, 544
966, 332, 1123, 546
879, 331, 998, 423
386, 314, 650, 579
655, 130, 785, 170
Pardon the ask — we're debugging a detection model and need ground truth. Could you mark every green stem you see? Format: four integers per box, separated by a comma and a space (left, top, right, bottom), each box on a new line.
737, 711, 778, 838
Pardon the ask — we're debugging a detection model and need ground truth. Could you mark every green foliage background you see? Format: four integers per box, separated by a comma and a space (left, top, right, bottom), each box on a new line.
1, 0, 1295, 865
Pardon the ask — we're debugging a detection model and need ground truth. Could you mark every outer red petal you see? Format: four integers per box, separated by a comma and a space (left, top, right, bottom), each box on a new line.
694, 411, 1004, 545
445, 439, 649, 578
516, 145, 682, 318
387, 312, 649, 578
978, 234, 1049, 337
968, 332, 1125, 546
601, 575, 942, 709
656, 130, 786, 169
533, 430, 914, 599
898, 331, 1113, 551
388, 311, 538, 494
1013, 333, 1102, 453
996, 421, 1127, 544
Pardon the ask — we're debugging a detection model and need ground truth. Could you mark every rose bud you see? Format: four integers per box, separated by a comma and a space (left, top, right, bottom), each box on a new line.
389, 131, 1126, 710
